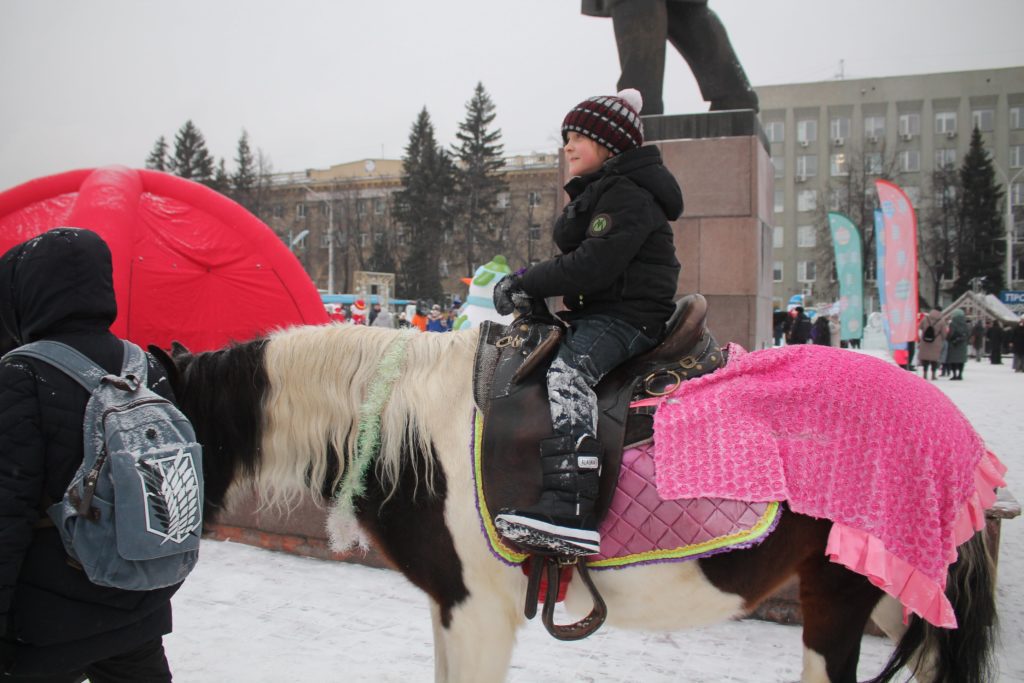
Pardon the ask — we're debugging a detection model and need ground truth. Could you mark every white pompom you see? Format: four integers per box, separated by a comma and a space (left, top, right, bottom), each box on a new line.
617, 88, 643, 114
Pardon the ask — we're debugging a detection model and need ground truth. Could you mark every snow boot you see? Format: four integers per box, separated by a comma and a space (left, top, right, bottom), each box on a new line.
494, 434, 602, 557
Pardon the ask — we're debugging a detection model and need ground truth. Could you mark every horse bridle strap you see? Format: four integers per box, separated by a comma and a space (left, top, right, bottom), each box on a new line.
333, 333, 412, 512
525, 555, 608, 641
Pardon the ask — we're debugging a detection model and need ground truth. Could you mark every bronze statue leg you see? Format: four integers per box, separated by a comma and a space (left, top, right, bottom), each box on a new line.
609, 0, 668, 115
664, 2, 758, 111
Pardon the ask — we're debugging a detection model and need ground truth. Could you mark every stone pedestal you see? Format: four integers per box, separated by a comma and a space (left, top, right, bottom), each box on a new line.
645, 110, 774, 350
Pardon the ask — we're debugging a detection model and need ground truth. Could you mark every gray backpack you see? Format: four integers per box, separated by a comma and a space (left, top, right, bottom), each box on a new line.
6, 340, 202, 590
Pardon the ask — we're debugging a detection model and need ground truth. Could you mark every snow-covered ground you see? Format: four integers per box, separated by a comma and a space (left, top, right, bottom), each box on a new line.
164, 342, 1024, 682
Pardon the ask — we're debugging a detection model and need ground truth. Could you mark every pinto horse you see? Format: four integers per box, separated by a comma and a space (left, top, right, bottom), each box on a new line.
152, 323, 997, 683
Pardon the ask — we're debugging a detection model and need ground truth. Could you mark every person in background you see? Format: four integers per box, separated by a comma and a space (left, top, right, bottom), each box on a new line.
1011, 318, 1024, 373
411, 301, 428, 332
786, 306, 811, 345
986, 320, 1004, 365
810, 314, 830, 346
368, 303, 382, 326
0, 228, 182, 682
371, 306, 394, 329
396, 311, 412, 330
945, 309, 970, 380
425, 304, 448, 332
827, 314, 840, 347
917, 308, 946, 380
970, 318, 985, 362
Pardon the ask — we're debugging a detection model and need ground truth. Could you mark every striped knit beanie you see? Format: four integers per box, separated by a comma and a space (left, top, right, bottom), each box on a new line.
561, 88, 644, 156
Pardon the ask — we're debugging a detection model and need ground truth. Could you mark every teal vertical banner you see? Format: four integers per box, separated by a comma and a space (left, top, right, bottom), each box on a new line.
827, 212, 863, 341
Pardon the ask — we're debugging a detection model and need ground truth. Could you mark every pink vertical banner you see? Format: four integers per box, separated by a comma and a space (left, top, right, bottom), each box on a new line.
874, 180, 919, 344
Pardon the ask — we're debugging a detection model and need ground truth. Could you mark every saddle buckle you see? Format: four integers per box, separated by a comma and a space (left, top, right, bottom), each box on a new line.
643, 369, 682, 397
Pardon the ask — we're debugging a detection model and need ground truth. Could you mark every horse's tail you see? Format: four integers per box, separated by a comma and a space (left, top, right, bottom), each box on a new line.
868, 530, 997, 683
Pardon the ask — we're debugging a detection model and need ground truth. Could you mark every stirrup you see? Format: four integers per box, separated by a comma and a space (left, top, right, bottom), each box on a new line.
523, 555, 607, 641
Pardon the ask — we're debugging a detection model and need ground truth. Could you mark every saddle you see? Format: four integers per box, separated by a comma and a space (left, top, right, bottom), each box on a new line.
472, 294, 727, 639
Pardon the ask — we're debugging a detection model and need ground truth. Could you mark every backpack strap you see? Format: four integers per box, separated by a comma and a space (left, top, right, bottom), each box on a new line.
3, 340, 107, 392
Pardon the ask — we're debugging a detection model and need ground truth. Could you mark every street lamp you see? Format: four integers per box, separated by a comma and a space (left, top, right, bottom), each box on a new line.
994, 164, 1024, 290
305, 188, 336, 294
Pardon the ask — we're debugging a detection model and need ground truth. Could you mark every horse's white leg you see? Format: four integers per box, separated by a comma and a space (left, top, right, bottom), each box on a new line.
801, 648, 830, 683
437, 591, 519, 683
870, 596, 935, 682
430, 604, 450, 683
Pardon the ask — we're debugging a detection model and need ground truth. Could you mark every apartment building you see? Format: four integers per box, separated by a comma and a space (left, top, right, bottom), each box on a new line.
757, 66, 1024, 310
256, 153, 560, 301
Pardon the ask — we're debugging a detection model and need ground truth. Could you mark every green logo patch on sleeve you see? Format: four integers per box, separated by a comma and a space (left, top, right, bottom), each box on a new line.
587, 213, 612, 237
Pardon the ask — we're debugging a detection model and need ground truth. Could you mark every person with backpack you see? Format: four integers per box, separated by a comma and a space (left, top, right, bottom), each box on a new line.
786, 306, 812, 345
0, 228, 192, 681
918, 308, 946, 380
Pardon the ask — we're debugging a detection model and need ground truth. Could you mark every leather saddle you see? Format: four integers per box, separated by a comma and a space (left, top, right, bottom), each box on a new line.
473, 293, 727, 536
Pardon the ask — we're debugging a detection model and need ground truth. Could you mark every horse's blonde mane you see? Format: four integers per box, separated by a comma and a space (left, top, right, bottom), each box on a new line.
254, 323, 478, 510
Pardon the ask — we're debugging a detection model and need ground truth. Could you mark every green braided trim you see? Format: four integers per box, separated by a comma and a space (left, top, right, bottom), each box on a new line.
334, 333, 411, 513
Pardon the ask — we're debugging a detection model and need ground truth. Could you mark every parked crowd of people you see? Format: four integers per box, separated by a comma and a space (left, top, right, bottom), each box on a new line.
774, 303, 1024, 380
323, 299, 459, 332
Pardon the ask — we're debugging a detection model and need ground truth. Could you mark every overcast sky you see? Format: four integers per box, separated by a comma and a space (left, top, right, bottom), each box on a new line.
2, 0, 1023, 191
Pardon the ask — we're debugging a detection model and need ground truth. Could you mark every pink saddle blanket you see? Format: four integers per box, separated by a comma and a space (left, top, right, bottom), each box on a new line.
653, 344, 1007, 628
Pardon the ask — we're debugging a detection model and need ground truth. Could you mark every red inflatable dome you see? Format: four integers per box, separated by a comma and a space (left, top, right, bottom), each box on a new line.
0, 166, 327, 352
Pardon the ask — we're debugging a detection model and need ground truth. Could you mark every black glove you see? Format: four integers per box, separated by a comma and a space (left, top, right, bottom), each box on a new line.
492, 273, 526, 316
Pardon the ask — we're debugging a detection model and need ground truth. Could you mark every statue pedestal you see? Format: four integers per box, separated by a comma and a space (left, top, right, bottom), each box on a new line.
638, 111, 774, 350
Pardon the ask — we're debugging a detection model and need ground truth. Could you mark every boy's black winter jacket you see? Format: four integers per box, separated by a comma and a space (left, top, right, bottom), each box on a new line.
0, 229, 179, 676
518, 145, 683, 338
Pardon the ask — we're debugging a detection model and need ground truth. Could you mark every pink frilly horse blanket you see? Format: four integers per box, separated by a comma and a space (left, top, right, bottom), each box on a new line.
653, 344, 1006, 628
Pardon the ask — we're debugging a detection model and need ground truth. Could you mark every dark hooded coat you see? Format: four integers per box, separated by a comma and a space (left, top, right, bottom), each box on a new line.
0, 228, 179, 676
518, 145, 682, 338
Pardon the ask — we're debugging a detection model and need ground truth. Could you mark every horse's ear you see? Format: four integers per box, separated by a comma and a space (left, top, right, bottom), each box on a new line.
170, 340, 191, 358
148, 343, 185, 396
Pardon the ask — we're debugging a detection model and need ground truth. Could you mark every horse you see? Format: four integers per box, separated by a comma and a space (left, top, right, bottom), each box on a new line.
151, 322, 998, 683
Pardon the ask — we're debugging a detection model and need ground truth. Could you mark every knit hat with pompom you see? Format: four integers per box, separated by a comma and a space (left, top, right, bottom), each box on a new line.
561, 88, 644, 156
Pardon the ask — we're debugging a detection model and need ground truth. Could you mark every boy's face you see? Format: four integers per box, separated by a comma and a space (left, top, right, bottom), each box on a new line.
564, 132, 612, 177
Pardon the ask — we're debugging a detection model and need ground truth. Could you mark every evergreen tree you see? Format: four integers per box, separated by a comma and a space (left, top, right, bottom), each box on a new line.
232, 129, 257, 207
211, 158, 231, 194
168, 120, 215, 184
393, 108, 454, 302
451, 82, 507, 277
145, 135, 169, 171
954, 127, 1005, 296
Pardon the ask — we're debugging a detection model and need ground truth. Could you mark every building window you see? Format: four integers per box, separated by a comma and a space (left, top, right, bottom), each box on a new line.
797, 225, 816, 248
898, 112, 921, 138
374, 198, 386, 215
528, 224, 541, 241
528, 191, 543, 207
797, 189, 817, 212
899, 149, 921, 173
765, 120, 785, 143
772, 156, 785, 178
773, 225, 784, 248
830, 153, 849, 176
828, 189, 842, 212
439, 258, 449, 277
935, 111, 957, 134
864, 115, 885, 140
903, 186, 920, 207
1012, 106, 1024, 130
273, 204, 284, 218
797, 119, 817, 145
972, 109, 994, 132
396, 227, 406, 245
1010, 145, 1024, 169
495, 192, 510, 209
829, 117, 850, 142
774, 188, 784, 213
773, 261, 784, 282
796, 155, 818, 179
358, 232, 368, 247
936, 148, 957, 169
296, 203, 307, 218
797, 260, 817, 282
1011, 183, 1024, 207
865, 152, 883, 175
